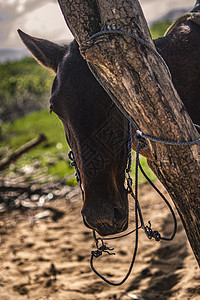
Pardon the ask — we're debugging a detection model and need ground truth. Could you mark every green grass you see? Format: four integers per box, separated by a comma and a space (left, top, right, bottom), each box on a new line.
137, 156, 157, 185
0, 110, 76, 184
150, 20, 172, 39
0, 57, 52, 98
0, 57, 53, 122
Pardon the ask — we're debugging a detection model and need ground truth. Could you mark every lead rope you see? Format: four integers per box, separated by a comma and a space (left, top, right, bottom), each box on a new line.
68, 120, 184, 285
68, 119, 199, 285
69, 29, 200, 286
89, 122, 180, 286
90, 140, 141, 286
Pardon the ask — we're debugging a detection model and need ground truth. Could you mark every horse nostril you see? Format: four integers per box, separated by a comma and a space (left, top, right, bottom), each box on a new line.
113, 208, 123, 225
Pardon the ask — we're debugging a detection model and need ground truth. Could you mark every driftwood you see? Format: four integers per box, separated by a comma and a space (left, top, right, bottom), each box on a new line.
0, 134, 47, 171
58, 0, 200, 265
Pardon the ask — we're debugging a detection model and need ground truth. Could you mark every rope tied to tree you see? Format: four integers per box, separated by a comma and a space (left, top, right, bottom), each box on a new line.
82, 29, 200, 146
68, 28, 200, 285
136, 125, 200, 146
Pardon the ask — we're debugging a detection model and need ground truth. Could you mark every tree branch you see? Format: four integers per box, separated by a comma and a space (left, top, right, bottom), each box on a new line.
0, 134, 47, 171
58, 0, 101, 44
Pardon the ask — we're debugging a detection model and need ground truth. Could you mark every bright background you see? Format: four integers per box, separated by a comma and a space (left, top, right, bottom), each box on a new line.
0, 0, 195, 49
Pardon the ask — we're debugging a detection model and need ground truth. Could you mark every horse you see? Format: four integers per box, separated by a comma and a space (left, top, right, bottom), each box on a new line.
18, 1, 200, 236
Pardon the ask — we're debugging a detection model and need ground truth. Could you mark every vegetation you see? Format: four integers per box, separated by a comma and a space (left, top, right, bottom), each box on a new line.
150, 20, 172, 39
0, 20, 171, 185
0, 57, 53, 122
0, 110, 77, 185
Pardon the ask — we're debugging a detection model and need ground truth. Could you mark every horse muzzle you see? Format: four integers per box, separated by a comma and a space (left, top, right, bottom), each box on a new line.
81, 205, 128, 236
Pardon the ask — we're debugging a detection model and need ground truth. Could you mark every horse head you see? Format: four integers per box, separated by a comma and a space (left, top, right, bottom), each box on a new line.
18, 31, 131, 236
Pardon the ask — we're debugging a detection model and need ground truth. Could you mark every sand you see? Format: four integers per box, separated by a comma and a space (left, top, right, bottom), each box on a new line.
0, 181, 199, 300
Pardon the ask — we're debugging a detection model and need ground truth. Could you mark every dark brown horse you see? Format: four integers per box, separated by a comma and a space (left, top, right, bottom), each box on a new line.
18, 1, 200, 236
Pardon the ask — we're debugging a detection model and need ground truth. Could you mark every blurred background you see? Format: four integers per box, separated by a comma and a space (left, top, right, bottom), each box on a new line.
0, 0, 194, 60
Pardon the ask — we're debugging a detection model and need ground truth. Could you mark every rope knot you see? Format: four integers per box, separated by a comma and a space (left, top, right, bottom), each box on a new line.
91, 249, 103, 258
135, 130, 148, 149
92, 235, 116, 257
91, 244, 115, 258
145, 221, 161, 242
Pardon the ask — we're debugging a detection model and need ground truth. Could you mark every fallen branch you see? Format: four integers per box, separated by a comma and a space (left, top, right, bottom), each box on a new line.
0, 134, 47, 171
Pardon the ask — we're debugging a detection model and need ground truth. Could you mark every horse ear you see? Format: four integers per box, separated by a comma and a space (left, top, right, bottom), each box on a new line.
18, 29, 67, 73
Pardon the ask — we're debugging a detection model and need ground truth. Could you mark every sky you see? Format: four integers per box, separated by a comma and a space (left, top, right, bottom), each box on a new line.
0, 0, 195, 49
0, 0, 72, 48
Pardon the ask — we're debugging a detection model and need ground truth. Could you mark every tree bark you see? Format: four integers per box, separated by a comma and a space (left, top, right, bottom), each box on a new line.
58, 0, 200, 265
58, 0, 101, 44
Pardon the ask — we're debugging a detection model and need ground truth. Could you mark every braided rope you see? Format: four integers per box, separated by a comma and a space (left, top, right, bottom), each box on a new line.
136, 125, 200, 146
84, 29, 172, 80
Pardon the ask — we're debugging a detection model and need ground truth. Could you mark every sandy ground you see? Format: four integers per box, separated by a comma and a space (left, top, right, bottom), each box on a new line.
0, 181, 199, 300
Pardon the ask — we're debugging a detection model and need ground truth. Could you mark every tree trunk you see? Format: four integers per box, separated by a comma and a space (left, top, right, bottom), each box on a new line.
58, 0, 200, 265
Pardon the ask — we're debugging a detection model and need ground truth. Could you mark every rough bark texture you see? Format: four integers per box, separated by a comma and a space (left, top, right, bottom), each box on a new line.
58, 0, 101, 44
58, 0, 200, 265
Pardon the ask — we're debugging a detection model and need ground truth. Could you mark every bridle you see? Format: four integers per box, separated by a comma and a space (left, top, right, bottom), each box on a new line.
68, 120, 180, 286
69, 117, 199, 285
67, 26, 200, 286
